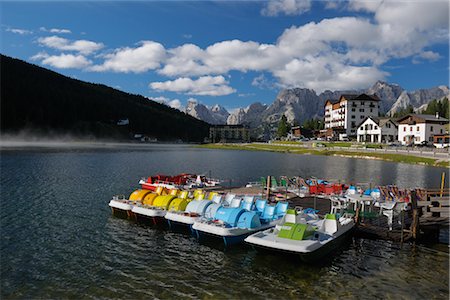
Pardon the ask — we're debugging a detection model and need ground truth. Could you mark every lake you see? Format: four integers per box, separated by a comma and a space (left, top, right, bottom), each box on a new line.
1, 143, 448, 299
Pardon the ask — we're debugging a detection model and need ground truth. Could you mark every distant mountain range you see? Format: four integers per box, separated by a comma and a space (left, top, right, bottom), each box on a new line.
1, 55, 209, 141
185, 81, 449, 131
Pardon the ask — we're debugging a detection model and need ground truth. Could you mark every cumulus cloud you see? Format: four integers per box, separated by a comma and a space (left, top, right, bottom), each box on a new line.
40, 27, 72, 34
412, 50, 441, 64
6, 27, 32, 35
37, 36, 103, 55
90, 41, 166, 73
151, 96, 183, 110
31, 1, 448, 94
31, 52, 92, 69
261, 0, 311, 16
149, 76, 236, 96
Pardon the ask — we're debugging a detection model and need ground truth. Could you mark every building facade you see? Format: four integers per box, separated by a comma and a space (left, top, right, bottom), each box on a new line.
209, 125, 250, 143
357, 117, 398, 143
324, 94, 380, 138
397, 114, 448, 145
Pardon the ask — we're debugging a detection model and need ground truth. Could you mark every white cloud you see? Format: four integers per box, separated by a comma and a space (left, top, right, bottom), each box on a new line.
261, 0, 311, 16
90, 41, 166, 73
6, 27, 32, 35
412, 50, 441, 64
37, 53, 92, 69
39, 1, 447, 93
50, 28, 71, 34
37, 36, 104, 55
149, 76, 236, 96
151, 96, 183, 110
168, 99, 183, 110
40, 27, 72, 34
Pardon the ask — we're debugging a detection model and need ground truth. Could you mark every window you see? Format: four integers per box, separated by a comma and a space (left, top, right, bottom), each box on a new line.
441, 129, 444, 134
403, 137, 406, 141
403, 127, 406, 132
430, 126, 434, 132
351, 115, 355, 119
351, 122, 356, 128
374, 126, 378, 130
369, 124, 373, 130
365, 124, 368, 130
351, 108, 355, 112
360, 116, 364, 119
415, 137, 420, 141
410, 127, 412, 131
417, 126, 420, 131
359, 108, 365, 112
370, 109, 373, 113
386, 123, 390, 128
429, 137, 433, 142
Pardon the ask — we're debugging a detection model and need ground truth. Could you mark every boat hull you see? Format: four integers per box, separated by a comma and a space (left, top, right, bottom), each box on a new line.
193, 220, 280, 247
245, 226, 354, 262
131, 205, 168, 226
109, 199, 135, 219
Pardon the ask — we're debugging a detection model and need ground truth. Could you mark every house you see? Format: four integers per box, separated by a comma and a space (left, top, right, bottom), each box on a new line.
209, 125, 250, 143
433, 134, 450, 148
287, 126, 312, 140
324, 93, 380, 139
357, 117, 398, 143
397, 113, 449, 145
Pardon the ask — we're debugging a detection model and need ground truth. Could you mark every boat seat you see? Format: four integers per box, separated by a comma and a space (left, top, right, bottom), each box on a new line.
240, 201, 253, 211
229, 198, 242, 208
261, 205, 275, 222
320, 214, 339, 234
255, 199, 267, 214
274, 201, 289, 219
223, 194, 236, 206
211, 195, 223, 204
208, 192, 219, 200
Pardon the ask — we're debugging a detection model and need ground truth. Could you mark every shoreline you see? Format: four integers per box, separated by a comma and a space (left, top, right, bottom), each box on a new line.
198, 143, 449, 168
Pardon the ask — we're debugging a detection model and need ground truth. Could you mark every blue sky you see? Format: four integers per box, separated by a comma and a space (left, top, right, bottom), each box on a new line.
1, 0, 448, 112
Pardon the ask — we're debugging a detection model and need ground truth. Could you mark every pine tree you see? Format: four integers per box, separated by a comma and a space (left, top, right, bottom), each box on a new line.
277, 115, 289, 137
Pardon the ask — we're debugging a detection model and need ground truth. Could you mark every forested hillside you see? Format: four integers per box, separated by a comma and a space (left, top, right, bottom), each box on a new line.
1, 55, 210, 141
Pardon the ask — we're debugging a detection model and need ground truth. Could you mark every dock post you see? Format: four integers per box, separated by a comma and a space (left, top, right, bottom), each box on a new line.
440, 172, 446, 197
266, 176, 271, 201
410, 190, 419, 240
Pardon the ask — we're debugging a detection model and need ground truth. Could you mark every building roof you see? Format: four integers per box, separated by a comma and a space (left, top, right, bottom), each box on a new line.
357, 116, 398, 129
396, 114, 449, 124
341, 93, 381, 102
325, 93, 380, 107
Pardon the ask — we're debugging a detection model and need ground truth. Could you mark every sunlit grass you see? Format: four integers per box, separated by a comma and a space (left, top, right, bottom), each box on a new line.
198, 143, 446, 167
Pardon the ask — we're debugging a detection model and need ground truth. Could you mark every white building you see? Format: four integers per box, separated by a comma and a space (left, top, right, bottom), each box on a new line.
397, 113, 448, 145
357, 117, 398, 143
324, 94, 380, 138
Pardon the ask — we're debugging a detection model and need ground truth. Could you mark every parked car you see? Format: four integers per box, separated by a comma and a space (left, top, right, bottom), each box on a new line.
417, 141, 433, 147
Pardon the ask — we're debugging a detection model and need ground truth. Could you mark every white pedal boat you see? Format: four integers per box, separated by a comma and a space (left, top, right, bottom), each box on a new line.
245, 210, 355, 261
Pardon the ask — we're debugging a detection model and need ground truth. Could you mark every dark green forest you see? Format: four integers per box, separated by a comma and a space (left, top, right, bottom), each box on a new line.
1, 54, 210, 142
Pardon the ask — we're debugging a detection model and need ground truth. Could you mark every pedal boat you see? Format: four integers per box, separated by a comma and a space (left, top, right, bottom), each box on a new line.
109, 189, 155, 218
244, 210, 355, 262
193, 199, 289, 246
131, 190, 190, 225
164, 192, 222, 231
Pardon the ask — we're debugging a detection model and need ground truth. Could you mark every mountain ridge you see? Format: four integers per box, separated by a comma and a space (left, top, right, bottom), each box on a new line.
186, 81, 449, 130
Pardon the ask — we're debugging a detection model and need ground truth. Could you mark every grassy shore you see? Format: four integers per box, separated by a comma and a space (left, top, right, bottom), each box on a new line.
198, 143, 448, 167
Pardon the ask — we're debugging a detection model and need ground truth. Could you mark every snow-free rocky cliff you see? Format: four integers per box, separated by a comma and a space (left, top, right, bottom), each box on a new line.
185, 81, 449, 127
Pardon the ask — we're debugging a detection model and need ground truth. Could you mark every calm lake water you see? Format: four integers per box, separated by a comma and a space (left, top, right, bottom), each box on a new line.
1, 143, 448, 299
